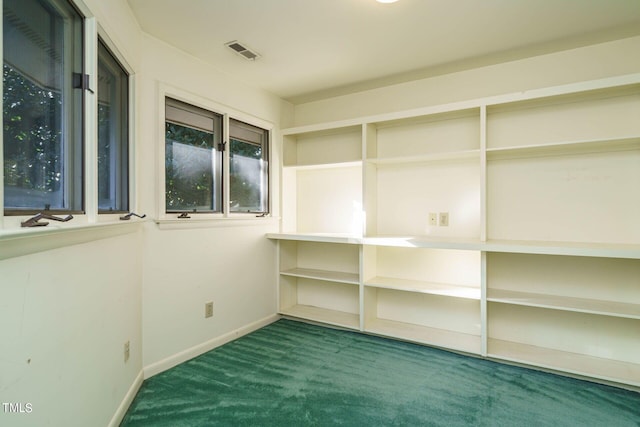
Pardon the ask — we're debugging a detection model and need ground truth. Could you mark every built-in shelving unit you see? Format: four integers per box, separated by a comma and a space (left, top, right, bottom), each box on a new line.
277, 240, 361, 330
282, 125, 363, 235
365, 108, 481, 239
362, 245, 482, 354
486, 252, 640, 386
269, 73, 640, 390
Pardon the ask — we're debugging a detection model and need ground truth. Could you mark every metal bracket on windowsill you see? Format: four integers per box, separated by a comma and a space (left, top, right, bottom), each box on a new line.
21, 213, 74, 228
119, 212, 147, 220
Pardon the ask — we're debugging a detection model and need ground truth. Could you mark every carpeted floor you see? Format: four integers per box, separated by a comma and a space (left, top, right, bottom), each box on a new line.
121, 319, 640, 426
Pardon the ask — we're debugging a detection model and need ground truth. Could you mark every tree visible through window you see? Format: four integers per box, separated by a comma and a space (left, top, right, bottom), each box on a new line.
165, 98, 222, 212
164, 99, 269, 215
3, 0, 83, 212
229, 119, 268, 213
97, 39, 129, 212
3, 65, 63, 208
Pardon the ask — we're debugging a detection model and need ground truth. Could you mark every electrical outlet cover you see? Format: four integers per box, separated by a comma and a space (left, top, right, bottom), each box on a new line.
205, 302, 214, 318
439, 212, 449, 227
124, 341, 130, 363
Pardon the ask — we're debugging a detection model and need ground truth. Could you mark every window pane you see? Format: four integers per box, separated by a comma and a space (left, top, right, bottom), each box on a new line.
98, 39, 129, 212
230, 120, 268, 213
165, 122, 221, 212
3, 0, 83, 212
165, 98, 222, 213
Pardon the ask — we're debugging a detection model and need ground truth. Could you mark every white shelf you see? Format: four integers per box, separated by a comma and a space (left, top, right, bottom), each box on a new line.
488, 339, 640, 387
363, 236, 483, 251
282, 122, 362, 137
281, 268, 359, 285
267, 232, 362, 244
366, 318, 481, 354
365, 277, 480, 300
269, 233, 640, 259
484, 239, 640, 259
368, 149, 480, 165
486, 136, 640, 160
488, 289, 640, 320
280, 305, 360, 330
283, 160, 362, 171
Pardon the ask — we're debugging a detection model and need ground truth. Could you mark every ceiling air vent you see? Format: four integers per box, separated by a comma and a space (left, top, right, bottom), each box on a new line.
225, 40, 260, 61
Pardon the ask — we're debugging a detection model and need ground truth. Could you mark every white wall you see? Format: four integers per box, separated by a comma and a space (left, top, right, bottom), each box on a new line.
293, 36, 640, 126
135, 33, 286, 372
0, 1, 145, 426
0, 0, 289, 426
140, 224, 278, 370
0, 230, 143, 427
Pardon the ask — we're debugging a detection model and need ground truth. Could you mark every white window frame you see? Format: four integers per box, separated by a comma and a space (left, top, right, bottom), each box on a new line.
0, 0, 137, 232
157, 83, 273, 225
229, 118, 269, 214
165, 97, 224, 214
2, 0, 85, 216
94, 27, 137, 223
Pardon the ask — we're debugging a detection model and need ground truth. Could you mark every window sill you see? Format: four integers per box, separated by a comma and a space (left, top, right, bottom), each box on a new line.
155, 215, 279, 230
0, 218, 147, 260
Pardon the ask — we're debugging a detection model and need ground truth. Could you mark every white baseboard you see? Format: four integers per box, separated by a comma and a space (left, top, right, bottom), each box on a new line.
143, 314, 280, 379
108, 369, 144, 427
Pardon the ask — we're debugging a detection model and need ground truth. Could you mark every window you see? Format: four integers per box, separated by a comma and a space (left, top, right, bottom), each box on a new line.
163, 97, 270, 216
97, 39, 129, 212
229, 119, 268, 213
165, 98, 223, 213
3, 0, 84, 213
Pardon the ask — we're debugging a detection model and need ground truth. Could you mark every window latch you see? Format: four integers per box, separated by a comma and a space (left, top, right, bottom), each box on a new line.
73, 72, 94, 94
177, 212, 191, 219
218, 141, 227, 152
21, 213, 74, 228
119, 212, 147, 221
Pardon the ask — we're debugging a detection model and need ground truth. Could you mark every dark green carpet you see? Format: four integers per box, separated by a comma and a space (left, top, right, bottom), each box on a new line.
121, 319, 640, 426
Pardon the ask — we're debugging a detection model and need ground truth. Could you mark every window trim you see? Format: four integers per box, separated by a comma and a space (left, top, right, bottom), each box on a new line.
158, 83, 273, 223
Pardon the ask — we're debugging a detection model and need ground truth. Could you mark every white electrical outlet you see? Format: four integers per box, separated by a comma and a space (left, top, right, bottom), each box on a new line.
124, 341, 130, 363
439, 212, 449, 227
205, 302, 214, 318
428, 213, 437, 226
